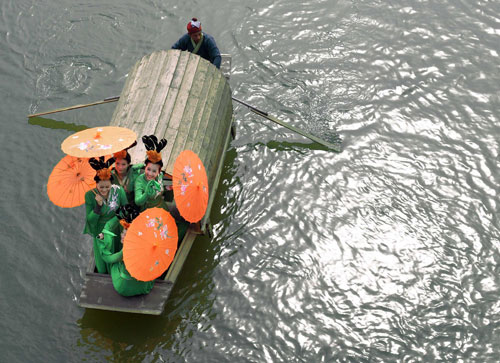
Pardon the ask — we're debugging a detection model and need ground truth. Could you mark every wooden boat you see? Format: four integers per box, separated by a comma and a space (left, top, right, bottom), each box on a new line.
78, 49, 234, 315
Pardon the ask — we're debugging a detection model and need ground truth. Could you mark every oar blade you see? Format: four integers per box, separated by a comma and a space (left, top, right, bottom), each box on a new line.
250, 109, 341, 152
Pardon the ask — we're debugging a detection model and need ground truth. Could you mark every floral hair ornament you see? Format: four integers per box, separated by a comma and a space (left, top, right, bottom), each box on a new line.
89, 156, 115, 181
113, 150, 127, 160
146, 150, 161, 163
96, 168, 112, 181
142, 135, 168, 163
113, 140, 137, 161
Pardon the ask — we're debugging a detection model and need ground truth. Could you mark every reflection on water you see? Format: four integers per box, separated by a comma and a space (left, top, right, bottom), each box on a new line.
28, 116, 89, 132
1, 0, 499, 361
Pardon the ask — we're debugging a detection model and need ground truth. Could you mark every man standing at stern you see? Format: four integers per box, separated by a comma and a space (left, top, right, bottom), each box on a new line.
171, 18, 221, 69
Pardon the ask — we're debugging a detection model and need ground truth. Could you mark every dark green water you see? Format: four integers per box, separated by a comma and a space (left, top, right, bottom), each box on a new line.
1, 0, 499, 361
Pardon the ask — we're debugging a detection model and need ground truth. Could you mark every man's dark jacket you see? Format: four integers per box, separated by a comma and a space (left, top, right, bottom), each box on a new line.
171, 33, 221, 69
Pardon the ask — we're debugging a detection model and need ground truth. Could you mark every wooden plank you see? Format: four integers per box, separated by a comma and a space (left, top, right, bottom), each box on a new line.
211, 87, 234, 171
161, 56, 201, 170
197, 76, 227, 176
78, 273, 173, 315
165, 122, 191, 172
126, 51, 164, 131
130, 51, 180, 164
134, 51, 168, 124
201, 114, 235, 230
198, 74, 226, 160
154, 51, 190, 139
159, 127, 179, 175
191, 72, 224, 161
160, 55, 201, 170
110, 56, 148, 127
182, 62, 215, 152
208, 95, 233, 181
205, 83, 232, 178
163, 55, 208, 171
121, 52, 160, 130
171, 59, 211, 154
165, 231, 197, 283
141, 50, 180, 134
168, 54, 200, 130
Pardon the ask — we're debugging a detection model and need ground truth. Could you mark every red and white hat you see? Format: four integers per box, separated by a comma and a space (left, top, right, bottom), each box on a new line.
187, 18, 201, 34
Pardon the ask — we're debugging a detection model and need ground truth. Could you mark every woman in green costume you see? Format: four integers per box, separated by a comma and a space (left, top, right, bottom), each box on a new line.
84, 156, 128, 274
97, 205, 155, 296
111, 149, 143, 203
134, 135, 169, 211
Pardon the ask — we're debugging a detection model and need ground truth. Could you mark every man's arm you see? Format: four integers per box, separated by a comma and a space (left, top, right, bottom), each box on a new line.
205, 35, 221, 69
171, 34, 190, 51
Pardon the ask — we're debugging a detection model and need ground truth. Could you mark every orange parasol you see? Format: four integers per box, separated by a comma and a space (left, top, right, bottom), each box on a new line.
61, 126, 136, 158
123, 208, 178, 281
47, 155, 97, 208
172, 150, 209, 223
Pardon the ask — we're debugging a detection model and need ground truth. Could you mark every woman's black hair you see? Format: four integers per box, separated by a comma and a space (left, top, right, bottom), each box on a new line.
89, 156, 115, 183
116, 204, 141, 223
118, 151, 132, 164
142, 135, 167, 168
116, 140, 136, 164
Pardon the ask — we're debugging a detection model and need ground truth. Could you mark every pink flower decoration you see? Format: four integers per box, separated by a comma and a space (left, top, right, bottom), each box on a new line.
160, 225, 169, 239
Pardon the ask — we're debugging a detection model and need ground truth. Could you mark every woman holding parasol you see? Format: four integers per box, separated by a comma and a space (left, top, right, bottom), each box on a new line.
134, 135, 168, 211
97, 205, 159, 296
84, 156, 128, 273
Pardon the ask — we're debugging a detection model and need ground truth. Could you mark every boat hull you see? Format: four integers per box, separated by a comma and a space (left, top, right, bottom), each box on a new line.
78, 50, 233, 315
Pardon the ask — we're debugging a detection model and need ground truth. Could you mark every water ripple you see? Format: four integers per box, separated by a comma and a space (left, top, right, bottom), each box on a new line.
2, 0, 500, 361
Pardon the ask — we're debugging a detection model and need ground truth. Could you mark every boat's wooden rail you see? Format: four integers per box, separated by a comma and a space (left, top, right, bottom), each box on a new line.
79, 273, 173, 315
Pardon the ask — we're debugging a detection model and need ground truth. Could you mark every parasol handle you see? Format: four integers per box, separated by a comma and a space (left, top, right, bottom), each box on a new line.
82, 180, 98, 196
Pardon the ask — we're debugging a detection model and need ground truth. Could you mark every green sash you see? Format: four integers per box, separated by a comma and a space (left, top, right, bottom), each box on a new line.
190, 33, 204, 54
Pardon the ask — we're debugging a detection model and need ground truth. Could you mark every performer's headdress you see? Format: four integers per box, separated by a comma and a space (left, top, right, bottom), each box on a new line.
142, 135, 167, 167
116, 204, 141, 229
112, 140, 137, 163
89, 156, 115, 182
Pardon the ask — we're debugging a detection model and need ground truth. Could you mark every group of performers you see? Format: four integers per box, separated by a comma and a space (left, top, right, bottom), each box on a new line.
83, 135, 189, 297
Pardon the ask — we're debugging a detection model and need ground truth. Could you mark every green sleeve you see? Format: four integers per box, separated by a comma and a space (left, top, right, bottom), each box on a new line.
131, 163, 144, 171
110, 169, 119, 186
118, 186, 128, 206
134, 175, 148, 206
85, 190, 100, 236
100, 217, 124, 263
102, 249, 123, 264
128, 164, 144, 191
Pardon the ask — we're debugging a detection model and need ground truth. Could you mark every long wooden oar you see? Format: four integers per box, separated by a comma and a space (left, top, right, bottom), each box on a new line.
231, 97, 341, 152
28, 96, 120, 118
28, 94, 341, 152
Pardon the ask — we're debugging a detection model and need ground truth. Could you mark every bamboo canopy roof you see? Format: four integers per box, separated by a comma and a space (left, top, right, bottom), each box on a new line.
110, 49, 233, 185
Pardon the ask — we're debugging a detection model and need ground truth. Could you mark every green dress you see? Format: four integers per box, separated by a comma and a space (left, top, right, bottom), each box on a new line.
134, 172, 166, 211
98, 216, 155, 297
95, 217, 123, 274
111, 163, 143, 203
84, 185, 128, 274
